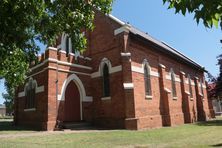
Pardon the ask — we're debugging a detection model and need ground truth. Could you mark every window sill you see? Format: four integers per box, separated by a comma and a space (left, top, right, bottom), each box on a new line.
101, 97, 111, 101
199, 93, 203, 97
173, 97, 178, 100
190, 98, 194, 101
24, 108, 36, 112
145, 95, 153, 100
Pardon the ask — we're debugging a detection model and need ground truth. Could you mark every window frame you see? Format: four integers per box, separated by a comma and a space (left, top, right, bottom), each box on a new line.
143, 61, 152, 98
200, 79, 204, 97
170, 68, 177, 98
65, 36, 69, 56
188, 74, 193, 98
102, 63, 110, 98
25, 78, 36, 109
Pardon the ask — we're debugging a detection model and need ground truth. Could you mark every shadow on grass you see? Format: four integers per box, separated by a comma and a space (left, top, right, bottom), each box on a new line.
0, 119, 38, 132
210, 143, 222, 147
196, 117, 222, 126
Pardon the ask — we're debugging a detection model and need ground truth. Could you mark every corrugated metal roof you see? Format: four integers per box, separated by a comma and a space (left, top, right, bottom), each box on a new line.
108, 14, 205, 71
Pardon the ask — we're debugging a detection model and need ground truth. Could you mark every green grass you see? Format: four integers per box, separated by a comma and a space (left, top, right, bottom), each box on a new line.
0, 117, 222, 148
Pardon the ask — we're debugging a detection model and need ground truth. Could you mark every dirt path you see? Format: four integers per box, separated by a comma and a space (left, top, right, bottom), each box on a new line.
0, 129, 118, 139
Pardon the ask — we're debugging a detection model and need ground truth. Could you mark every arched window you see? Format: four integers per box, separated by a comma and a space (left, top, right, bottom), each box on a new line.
102, 64, 110, 97
144, 62, 152, 96
188, 74, 193, 98
200, 79, 204, 97
171, 69, 177, 97
65, 36, 69, 56
25, 78, 36, 109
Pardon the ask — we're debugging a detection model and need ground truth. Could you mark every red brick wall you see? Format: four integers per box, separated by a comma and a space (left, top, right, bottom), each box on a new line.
88, 12, 126, 128
15, 69, 48, 130
128, 37, 211, 129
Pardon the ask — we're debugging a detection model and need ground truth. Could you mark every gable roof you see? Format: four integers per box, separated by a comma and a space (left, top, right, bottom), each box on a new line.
108, 14, 206, 71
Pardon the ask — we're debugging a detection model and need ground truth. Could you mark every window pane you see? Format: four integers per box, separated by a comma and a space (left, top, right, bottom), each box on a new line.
144, 64, 152, 96
171, 70, 177, 97
200, 79, 204, 97
31, 88, 35, 108
25, 81, 36, 109
188, 75, 193, 98
103, 64, 110, 97
66, 37, 69, 56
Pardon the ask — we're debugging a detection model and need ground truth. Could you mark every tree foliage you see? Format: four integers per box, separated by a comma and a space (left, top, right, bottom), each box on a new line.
215, 54, 222, 97
163, 0, 222, 28
2, 81, 14, 114
0, 0, 113, 88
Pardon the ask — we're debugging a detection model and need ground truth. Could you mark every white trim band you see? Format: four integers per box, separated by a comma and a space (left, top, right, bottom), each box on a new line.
30, 57, 92, 72
48, 58, 92, 70
166, 75, 181, 82
123, 83, 134, 89
121, 52, 131, 57
101, 97, 111, 101
18, 85, 45, 98
164, 88, 171, 93
24, 108, 36, 112
131, 66, 160, 77
84, 96, 93, 102
91, 65, 122, 78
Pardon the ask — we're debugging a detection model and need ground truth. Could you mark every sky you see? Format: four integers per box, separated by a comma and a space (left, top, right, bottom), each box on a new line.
0, 0, 221, 104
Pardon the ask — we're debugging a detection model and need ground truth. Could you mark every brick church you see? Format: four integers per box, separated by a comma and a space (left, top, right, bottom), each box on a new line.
14, 12, 214, 130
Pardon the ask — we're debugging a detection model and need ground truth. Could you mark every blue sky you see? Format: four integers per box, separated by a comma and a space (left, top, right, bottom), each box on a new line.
0, 0, 221, 104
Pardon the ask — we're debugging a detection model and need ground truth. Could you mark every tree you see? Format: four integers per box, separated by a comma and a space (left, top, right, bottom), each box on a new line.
163, 0, 222, 99
163, 0, 222, 29
0, 0, 113, 88
2, 81, 15, 115
215, 54, 222, 98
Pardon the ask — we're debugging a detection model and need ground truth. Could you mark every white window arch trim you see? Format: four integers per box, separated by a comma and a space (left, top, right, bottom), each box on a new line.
61, 33, 72, 53
58, 74, 93, 120
142, 59, 151, 72
91, 57, 122, 78
18, 77, 45, 98
99, 58, 112, 75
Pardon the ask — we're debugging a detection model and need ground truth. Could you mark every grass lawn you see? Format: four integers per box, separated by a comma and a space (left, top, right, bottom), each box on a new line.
0, 117, 222, 148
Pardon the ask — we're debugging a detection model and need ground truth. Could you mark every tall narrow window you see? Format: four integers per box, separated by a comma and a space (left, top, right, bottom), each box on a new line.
200, 79, 204, 97
188, 75, 193, 98
102, 64, 110, 97
25, 79, 36, 109
144, 63, 152, 96
171, 69, 177, 97
65, 37, 69, 56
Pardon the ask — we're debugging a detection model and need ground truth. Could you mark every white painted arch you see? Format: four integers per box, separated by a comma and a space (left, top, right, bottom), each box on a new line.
58, 74, 87, 120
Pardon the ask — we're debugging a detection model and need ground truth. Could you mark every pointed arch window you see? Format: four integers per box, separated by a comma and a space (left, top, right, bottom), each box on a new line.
200, 79, 204, 97
102, 64, 110, 97
144, 62, 152, 96
65, 36, 69, 56
171, 69, 177, 98
25, 78, 36, 109
188, 74, 193, 98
